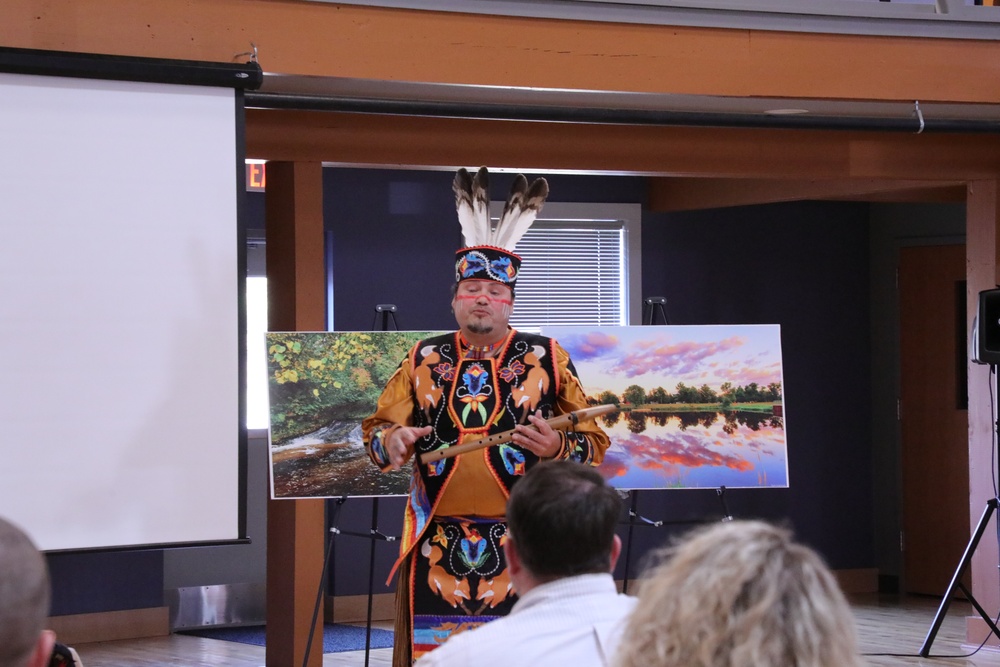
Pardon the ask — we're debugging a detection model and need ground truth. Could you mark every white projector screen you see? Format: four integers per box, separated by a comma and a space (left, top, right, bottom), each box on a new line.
0, 70, 245, 551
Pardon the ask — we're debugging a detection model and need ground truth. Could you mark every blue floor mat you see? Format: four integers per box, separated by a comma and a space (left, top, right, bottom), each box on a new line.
179, 622, 394, 653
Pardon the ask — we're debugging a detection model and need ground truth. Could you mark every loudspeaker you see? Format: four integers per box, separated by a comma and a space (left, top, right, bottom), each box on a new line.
977, 288, 1000, 364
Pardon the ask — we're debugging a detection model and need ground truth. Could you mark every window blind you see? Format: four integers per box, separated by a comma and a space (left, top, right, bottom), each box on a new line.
510, 220, 625, 327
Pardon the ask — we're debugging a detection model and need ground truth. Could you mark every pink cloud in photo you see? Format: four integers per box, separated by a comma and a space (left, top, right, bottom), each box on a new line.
612, 336, 746, 378
561, 331, 620, 360
712, 361, 782, 387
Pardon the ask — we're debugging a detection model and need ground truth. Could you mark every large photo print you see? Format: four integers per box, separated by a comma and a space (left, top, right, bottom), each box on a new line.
266, 330, 437, 498
267, 325, 788, 498
541, 325, 788, 490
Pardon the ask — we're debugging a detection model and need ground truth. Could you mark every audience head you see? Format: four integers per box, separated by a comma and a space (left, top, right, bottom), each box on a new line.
0, 517, 54, 667
506, 460, 622, 581
615, 520, 862, 667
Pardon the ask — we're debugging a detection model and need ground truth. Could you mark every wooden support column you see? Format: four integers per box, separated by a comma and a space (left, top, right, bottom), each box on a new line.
966, 180, 1000, 646
265, 161, 326, 667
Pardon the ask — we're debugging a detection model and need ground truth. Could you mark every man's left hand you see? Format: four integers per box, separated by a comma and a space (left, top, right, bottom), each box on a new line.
512, 411, 561, 458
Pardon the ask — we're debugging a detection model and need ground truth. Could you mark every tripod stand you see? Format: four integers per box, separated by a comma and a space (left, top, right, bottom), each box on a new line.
920, 364, 1000, 656
920, 499, 1000, 656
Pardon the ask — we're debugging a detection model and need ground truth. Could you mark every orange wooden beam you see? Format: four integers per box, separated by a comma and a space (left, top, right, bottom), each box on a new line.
245, 109, 1000, 181
2, 0, 999, 104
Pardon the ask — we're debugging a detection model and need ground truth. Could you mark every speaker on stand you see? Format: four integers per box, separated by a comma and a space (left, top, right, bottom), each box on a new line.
975, 288, 1000, 365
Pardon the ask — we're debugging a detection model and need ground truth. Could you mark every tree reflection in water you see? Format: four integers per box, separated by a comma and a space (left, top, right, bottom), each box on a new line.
600, 411, 623, 429
608, 409, 784, 435
626, 412, 646, 434
592, 408, 787, 489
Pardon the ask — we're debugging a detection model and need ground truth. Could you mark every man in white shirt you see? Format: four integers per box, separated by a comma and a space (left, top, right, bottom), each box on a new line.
414, 460, 635, 667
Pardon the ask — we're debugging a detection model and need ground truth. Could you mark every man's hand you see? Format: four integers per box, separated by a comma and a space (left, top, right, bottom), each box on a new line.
512, 410, 561, 459
387, 425, 433, 469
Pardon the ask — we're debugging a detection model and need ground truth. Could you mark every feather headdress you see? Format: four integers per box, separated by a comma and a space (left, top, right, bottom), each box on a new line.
452, 166, 549, 291
452, 167, 549, 250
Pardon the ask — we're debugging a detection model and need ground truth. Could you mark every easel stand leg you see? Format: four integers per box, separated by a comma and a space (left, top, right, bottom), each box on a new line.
920, 498, 1000, 657
302, 499, 341, 667
717, 486, 733, 522
364, 497, 380, 667
621, 491, 638, 595
619, 491, 664, 595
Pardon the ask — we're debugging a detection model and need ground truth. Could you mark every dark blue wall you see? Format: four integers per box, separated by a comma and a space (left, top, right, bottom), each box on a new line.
48, 551, 164, 616
54, 171, 874, 613
323, 170, 874, 594
634, 201, 874, 569
324, 168, 648, 332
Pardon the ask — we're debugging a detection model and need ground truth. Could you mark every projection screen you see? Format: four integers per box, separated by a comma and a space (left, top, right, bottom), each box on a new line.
0, 50, 259, 551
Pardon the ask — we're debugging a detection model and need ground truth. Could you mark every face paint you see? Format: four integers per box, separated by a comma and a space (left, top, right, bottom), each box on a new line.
454, 293, 514, 307
453, 280, 514, 337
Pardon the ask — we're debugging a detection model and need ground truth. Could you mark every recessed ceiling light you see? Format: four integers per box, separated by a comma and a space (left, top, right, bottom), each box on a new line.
764, 108, 810, 115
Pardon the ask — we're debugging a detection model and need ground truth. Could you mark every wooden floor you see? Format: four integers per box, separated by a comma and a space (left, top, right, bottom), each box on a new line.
71, 595, 1000, 666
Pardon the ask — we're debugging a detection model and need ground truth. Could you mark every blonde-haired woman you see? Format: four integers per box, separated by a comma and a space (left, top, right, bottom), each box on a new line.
615, 520, 863, 667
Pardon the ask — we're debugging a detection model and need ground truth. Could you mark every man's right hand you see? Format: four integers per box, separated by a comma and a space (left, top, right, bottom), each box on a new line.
387, 425, 433, 469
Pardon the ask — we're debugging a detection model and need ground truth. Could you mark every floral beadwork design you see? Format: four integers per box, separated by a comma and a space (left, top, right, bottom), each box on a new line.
498, 359, 525, 383
457, 363, 491, 425
433, 362, 456, 382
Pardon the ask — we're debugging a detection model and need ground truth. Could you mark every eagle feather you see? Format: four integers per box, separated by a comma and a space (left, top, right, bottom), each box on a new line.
492, 175, 548, 250
453, 167, 492, 247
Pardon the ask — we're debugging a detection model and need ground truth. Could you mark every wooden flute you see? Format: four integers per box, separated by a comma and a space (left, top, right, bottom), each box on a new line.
418, 404, 617, 464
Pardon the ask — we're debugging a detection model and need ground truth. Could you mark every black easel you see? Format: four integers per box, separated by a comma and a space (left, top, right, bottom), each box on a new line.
920, 365, 1000, 656
619, 297, 674, 593
301, 305, 401, 667
303, 498, 396, 667
619, 485, 734, 593
372, 303, 399, 331
643, 296, 670, 325
618, 298, 733, 594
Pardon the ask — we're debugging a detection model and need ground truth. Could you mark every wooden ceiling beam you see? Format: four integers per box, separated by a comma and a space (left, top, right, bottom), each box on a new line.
5, 0, 1000, 105
247, 109, 1000, 182
648, 177, 967, 211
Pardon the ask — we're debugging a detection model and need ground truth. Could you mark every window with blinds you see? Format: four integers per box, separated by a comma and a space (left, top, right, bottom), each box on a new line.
510, 220, 626, 327
487, 200, 642, 328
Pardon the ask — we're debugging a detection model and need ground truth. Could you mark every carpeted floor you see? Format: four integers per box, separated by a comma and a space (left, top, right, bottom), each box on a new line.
179, 623, 394, 653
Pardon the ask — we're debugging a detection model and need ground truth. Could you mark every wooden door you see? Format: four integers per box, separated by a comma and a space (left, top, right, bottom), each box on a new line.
899, 243, 970, 596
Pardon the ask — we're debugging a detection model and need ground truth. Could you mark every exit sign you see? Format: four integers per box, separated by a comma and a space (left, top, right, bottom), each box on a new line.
246, 163, 265, 192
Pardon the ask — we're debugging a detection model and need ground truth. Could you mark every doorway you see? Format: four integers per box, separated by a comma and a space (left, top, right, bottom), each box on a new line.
898, 243, 970, 595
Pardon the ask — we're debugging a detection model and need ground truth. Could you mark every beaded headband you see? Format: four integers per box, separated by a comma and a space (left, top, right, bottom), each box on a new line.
452, 166, 548, 291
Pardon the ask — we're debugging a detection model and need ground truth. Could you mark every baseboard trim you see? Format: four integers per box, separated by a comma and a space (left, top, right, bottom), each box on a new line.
621, 569, 878, 597
834, 567, 879, 594
48, 607, 170, 645
966, 616, 1000, 650
326, 593, 395, 623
